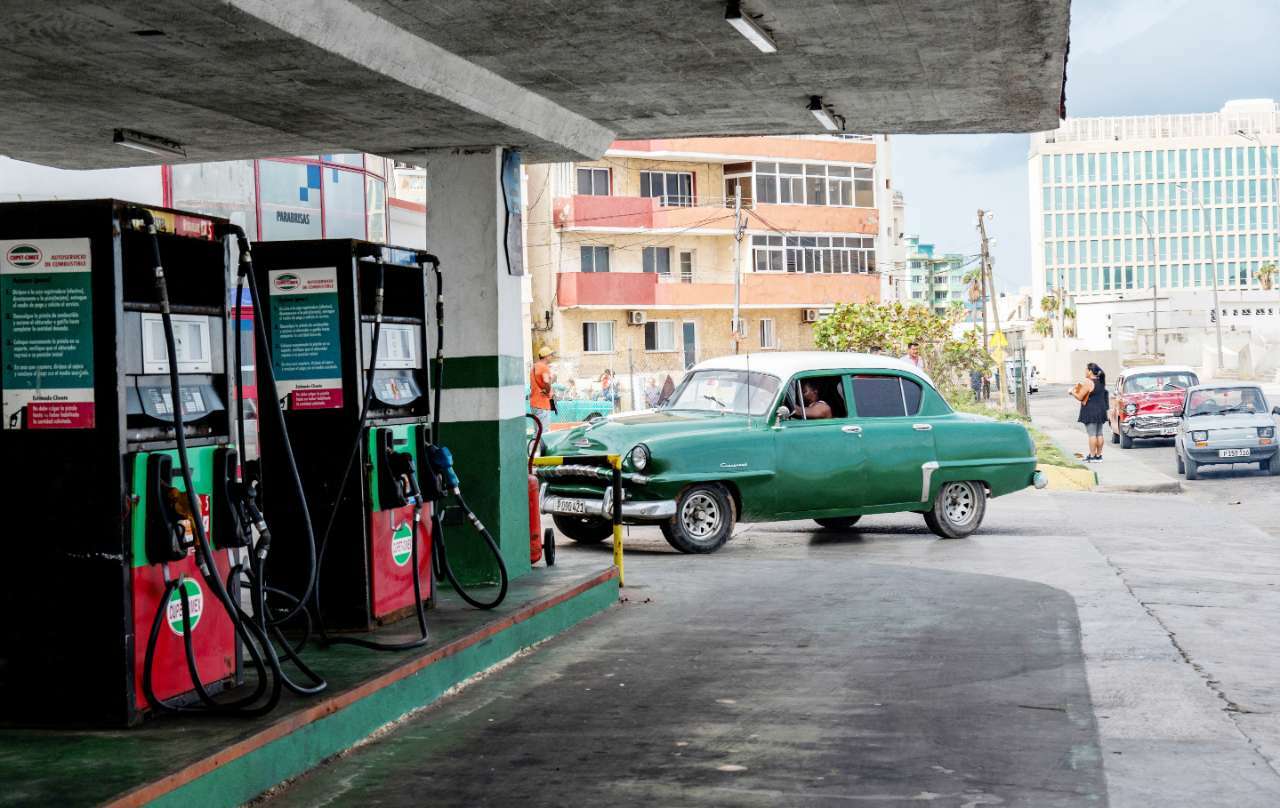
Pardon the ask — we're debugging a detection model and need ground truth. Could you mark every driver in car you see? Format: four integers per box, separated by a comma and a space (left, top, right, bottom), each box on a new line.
795, 380, 833, 420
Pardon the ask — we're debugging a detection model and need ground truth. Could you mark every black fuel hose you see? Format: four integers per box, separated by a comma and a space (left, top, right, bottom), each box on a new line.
421, 254, 509, 610
223, 226, 327, 694
132, 209, 282, 716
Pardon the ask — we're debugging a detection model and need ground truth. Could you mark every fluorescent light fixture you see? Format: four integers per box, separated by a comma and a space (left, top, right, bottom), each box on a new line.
113, 128, 187, 158
808, 96, 839, 132
725, 1, 776, 54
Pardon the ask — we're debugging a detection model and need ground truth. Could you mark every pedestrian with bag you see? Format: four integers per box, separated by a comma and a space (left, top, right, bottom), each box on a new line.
1072, 362, 1109, 463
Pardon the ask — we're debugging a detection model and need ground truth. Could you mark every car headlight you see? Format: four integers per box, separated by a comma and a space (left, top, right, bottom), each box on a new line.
1259, 426, 1275, 439
628, 443, 650, 472
1124, 403, 1137, 415
1191, 430, 1209, 442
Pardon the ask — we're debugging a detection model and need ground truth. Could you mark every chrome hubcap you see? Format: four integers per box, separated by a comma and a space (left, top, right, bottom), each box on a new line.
942, 482, 975, 525
680, 492, 721, 539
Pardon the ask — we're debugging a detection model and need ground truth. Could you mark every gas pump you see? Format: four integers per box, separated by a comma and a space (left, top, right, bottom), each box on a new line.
252, 240, 435, 637
0, 200, 268, 725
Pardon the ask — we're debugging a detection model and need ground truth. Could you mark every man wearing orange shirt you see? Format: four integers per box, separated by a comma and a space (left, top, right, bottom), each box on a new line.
529, 346, 556, 426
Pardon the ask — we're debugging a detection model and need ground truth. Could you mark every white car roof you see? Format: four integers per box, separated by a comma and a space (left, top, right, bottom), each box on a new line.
691, 351, 936, 385
1119, 364, 1197, 377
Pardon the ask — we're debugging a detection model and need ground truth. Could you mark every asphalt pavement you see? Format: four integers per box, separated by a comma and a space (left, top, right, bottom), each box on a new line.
263, 475, 1280, 807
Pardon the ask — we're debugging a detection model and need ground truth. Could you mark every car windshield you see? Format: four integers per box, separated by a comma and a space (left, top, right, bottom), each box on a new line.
1124, 372, 1198, 393
1185, 387, 1267, 417
663, 369, 781, 416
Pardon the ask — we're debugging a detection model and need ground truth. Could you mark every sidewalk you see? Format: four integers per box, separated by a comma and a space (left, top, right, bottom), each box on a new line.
1029, 390, 1182, 494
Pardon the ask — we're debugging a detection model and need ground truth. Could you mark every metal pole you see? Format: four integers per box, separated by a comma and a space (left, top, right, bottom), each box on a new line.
977, 210, 990, 352
732, 184, 743, 354
1137, 212, 1158, 356
1177, 183, 1225, 372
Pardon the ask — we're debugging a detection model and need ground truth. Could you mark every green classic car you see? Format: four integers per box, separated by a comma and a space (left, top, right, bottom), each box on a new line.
538, 352, 1045, 554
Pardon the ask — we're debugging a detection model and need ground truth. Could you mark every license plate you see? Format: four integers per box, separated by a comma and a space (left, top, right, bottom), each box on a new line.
561, 498, 589, 514
1219, 448, 1251, 458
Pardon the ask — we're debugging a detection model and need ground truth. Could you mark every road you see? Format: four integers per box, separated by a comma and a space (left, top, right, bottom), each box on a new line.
264, 479, 1280, 806
1031, 384, 1280, 539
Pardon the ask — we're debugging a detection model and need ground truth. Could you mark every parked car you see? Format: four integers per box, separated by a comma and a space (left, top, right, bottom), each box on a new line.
537, 352, 1045, 553
1109, 364, 1199, 449
1174, 383, 1280, 479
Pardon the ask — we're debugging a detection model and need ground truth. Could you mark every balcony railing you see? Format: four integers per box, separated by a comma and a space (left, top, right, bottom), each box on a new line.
556, 270, 879, 309
555, 195, 878, 235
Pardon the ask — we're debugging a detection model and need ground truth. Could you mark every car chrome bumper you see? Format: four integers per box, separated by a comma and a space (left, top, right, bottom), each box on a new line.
1122, 420, 1180, 437
541, 490, 676, 522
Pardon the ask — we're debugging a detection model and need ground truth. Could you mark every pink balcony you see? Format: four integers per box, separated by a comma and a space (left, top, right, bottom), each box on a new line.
557, 272, 879, 309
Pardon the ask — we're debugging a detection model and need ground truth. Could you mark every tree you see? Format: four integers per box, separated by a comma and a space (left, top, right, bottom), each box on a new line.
1033, 316, 1054, 338
1040, 294, 1060, 315
1062, 307, 1077, 338
812, 300, 992, 401
1257, 262, 1277, 291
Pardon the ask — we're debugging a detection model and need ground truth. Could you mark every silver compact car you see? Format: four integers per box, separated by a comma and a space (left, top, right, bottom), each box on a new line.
1174, 384, 1280, 479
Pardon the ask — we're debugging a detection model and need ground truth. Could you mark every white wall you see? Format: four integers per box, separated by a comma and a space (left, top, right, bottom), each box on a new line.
0, 156, 162, 204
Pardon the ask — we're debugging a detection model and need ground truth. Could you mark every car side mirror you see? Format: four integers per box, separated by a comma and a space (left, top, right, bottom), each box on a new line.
1272, 406, 1280, 416
775, 406, 791, 423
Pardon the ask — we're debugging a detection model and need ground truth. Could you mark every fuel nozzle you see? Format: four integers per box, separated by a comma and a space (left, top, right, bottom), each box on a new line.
426, 445, 460, 494
388, 449, 423, 507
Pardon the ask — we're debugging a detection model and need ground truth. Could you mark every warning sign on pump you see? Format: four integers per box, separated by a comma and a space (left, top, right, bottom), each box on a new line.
1, 238, 96, 430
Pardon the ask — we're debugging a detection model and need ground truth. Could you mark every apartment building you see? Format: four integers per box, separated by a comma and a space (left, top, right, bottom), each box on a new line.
903, 235, 974, 316
525, 135, 893, 390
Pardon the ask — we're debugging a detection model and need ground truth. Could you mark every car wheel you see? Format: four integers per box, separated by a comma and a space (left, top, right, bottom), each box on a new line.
552, 514, 613, 544
1110, 430, 1120, 445
660, 483, 736, 554
1120, 431, 1134, 449
1263, 458, 1280, 476
1176, 450, 1185, 475
814, 516, 861, 530
923, 481, 986, 540
1184, 456, 1200, 481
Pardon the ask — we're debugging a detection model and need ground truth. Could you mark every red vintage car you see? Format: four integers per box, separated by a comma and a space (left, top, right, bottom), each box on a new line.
1108, 365, 1200, 449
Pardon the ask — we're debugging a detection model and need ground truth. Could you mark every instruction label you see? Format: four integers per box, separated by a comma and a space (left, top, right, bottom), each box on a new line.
268, 267, 343, 410
1, 238, 95, 429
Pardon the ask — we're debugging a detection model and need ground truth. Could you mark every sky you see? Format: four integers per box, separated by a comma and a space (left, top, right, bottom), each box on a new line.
891, 0, 1280, 294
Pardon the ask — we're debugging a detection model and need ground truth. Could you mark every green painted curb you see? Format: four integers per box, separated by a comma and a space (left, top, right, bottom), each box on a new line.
148, 576, 618, 808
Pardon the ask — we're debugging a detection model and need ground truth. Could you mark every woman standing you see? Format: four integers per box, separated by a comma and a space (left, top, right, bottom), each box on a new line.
1072, 363, 1110, 462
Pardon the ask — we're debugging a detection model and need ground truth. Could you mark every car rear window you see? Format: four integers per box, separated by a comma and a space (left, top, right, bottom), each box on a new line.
851, 375, 922, 418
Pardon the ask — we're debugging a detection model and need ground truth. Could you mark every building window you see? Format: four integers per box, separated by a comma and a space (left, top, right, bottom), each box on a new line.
778, 163, 805, 204
644, 320, 676, 352
679, 250, 695, 283
580, 245, 610, 272
643, 246, 671, 274
750, 234, 875, 274
759, 318, 777, 349
576, 167, 610, 196
640, 171, 693, 207
724, 162, 754, 207
258, 160, 323, 241
582, 321, 615, 353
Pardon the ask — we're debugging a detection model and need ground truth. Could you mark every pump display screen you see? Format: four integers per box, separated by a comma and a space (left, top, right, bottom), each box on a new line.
362, 323, 419, 370
142, 314, 213, 374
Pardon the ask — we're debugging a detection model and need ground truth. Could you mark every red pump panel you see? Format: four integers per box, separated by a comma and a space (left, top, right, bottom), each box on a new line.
368, 504, 433, 621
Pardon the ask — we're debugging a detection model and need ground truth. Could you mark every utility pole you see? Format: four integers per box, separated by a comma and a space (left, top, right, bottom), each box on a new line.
1137, 212, 1158, 356
976, 209, 991, 352
732, 184, 744, 354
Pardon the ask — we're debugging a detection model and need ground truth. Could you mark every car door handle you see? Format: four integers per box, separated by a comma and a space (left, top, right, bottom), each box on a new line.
841, 425, 862, 434
912, 423, 933, 431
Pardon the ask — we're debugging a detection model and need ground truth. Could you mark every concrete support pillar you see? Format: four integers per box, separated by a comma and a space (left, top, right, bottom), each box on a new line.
424, 148, 531, 585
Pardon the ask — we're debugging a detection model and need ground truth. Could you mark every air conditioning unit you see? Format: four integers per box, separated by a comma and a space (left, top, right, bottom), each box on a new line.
802, 308, 820, 323
627, 311, 647, 326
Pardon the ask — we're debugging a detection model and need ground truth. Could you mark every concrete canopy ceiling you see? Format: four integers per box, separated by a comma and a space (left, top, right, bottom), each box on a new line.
0, 0, 1069, 169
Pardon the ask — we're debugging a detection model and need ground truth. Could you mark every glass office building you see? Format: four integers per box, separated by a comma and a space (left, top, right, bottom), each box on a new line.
1029, 99, 1280, 305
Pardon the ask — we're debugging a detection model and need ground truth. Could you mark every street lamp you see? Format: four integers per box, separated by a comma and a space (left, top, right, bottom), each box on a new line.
1135, 212, 1159, 356
1174, 182, 1225, 372
1235, 130, 1280, 269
